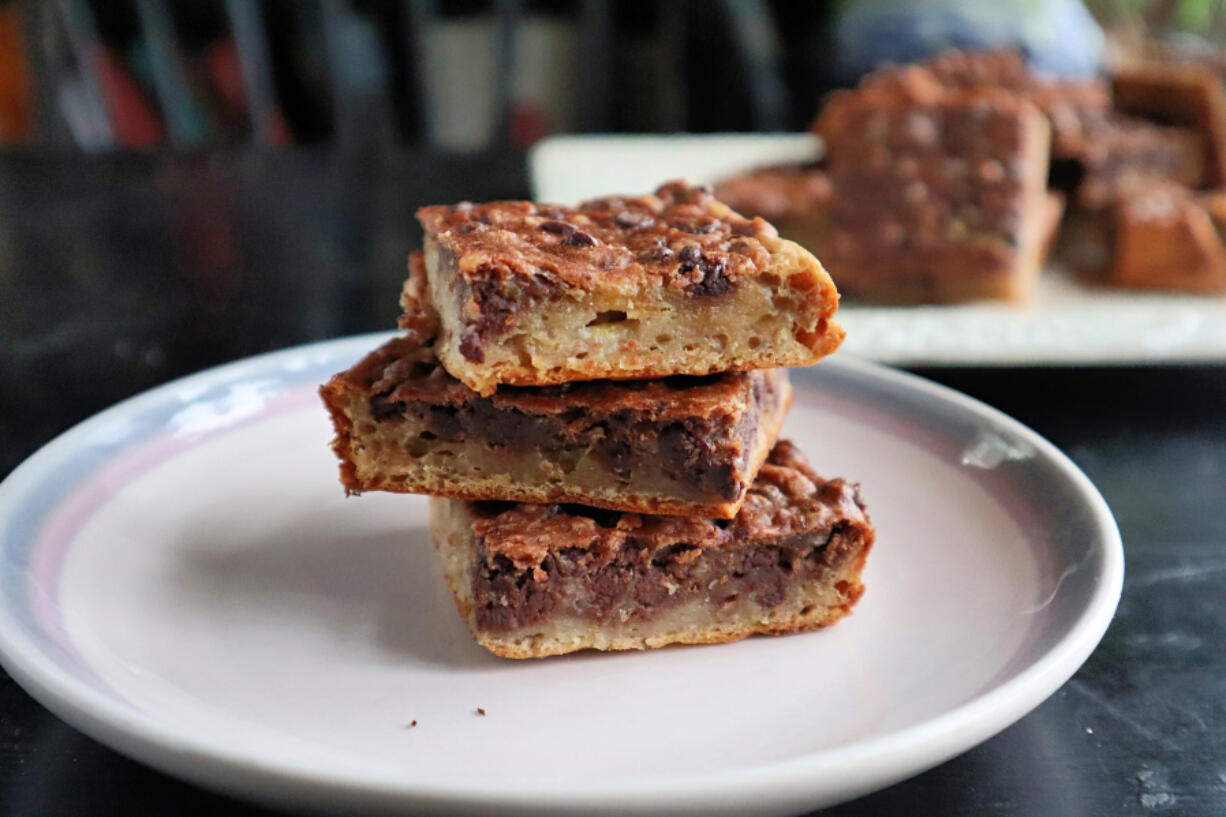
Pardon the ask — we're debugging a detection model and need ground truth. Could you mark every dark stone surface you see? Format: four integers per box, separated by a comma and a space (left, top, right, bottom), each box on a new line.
2, 148, 1224, 816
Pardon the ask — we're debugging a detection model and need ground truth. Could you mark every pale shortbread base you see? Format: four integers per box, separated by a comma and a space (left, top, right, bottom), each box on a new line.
429, 497, 869, 660
425, 237, 842, 395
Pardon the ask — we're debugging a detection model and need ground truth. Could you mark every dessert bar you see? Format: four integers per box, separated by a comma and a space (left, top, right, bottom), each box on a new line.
321, 334, 792, 518
429, 440, 875, 658
1075, 116, 1206, 209
852, 49, 1110, 159
409, 180, 843, 395
713, 162, 832, 257
1108, 183, 1226, 292
717, 163, 1064, 278
1112, 59, 1226, 186
813, 88, 1052, 302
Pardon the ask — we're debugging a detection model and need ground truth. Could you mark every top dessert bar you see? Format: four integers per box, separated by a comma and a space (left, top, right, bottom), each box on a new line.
408, 181, 844, 396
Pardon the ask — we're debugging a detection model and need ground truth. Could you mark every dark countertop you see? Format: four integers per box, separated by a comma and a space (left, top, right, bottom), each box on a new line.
1, 150, 1224, 817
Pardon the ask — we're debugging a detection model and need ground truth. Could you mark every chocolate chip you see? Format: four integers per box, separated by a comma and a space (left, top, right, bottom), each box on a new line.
561, 230, 598, 247
456, 222, 483, 234
678, 244, 702, 269
369, 394, 405, 420
691, 258, 732, 296
459, 332, 485, 363
615, 211, 654, 229
540, 220, 575, 234
638, 246, 673, 264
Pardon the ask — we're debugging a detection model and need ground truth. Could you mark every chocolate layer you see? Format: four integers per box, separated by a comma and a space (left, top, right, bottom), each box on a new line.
465, 440, 873, 632
472, 522, 863, 632
809, 81, 1051, 301
373, 388, 763, 501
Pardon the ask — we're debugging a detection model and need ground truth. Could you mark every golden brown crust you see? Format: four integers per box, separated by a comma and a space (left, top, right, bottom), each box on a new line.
397, 252, 439, 338
417, 180, 790, 293
341, 334, 780, 418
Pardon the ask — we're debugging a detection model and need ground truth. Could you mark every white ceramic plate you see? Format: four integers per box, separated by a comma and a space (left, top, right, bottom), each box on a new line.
531, 133, 1226, 366
0, 334, 1122, 816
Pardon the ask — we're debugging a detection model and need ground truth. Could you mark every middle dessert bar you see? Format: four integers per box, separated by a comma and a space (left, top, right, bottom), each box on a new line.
320, 334, 792, 519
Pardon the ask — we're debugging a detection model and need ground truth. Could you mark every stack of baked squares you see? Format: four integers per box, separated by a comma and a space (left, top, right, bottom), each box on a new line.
320, 181, 875, 659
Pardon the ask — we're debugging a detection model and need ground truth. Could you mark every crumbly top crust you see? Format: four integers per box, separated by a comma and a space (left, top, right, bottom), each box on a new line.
398, 251, 440, 338
415, 180, 798, 296
469, 441, 870, 571
334, 333, 780, 421
846, 49, 1108, 158
712, 163, 832, 224
816, 88, 1048, 268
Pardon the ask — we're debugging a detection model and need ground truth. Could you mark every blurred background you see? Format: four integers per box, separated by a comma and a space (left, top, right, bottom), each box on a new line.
0, 0, 1218, 152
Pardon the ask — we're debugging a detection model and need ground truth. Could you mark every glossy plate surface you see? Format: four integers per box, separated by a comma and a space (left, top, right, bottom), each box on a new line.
0, 333, 1122, 816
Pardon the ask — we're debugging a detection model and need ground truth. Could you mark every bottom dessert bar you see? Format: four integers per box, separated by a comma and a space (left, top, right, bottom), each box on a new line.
429, 441, 875, 659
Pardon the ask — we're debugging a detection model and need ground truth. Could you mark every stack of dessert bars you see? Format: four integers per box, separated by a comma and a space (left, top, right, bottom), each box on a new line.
320, 181, 876, 659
